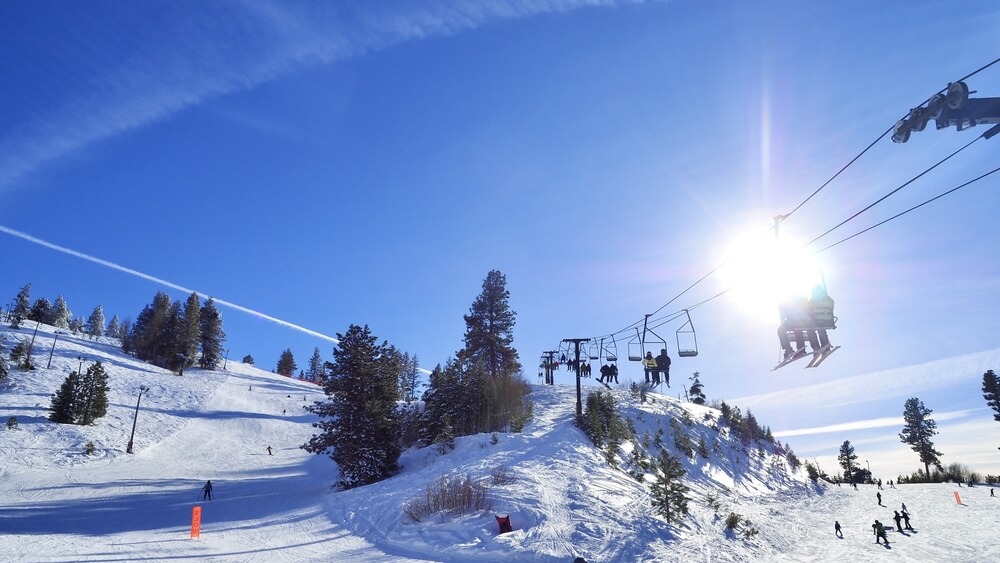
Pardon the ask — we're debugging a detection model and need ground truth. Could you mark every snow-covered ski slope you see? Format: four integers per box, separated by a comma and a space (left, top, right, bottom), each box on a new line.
1, 323, 997, 562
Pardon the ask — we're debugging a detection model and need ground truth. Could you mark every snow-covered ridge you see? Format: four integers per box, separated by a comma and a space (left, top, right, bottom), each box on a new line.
1, 323, 994, 562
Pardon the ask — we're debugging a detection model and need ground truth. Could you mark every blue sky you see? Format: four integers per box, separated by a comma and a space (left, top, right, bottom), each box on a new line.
2, 1, 999, 476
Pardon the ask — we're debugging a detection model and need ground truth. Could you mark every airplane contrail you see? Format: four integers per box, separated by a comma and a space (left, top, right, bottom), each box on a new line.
0, 224, 340, 344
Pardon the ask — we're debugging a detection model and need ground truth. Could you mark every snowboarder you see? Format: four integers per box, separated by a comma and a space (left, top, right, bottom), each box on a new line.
654, 348, 671, 387
893, 510, 902, 532
834, 520, 843, 538
202, 480, 213, 501
991, 488, 995, 497
266, 446, 273, 456
877, 492, 883, 506
599, 364, 610, 384
901, 511, 913, 530
873, 520, 889, 545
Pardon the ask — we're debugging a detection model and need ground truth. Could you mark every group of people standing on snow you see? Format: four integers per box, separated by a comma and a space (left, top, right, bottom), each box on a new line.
835, 502, 913, 547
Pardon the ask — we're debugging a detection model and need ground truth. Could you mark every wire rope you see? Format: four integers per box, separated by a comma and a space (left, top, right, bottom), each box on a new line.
551, 57, 1000, 353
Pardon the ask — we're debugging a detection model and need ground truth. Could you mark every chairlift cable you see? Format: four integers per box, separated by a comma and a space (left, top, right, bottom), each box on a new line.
551, 57, 1000, 359
814, 165, 1000, 254
804, 132, 985, 248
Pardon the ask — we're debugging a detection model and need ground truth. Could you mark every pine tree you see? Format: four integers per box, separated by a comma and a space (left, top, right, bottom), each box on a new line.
899, 397, 944, 479
302, 324, 401, 488
688, 372, 706, 405
434, 415, 455, 454
85, 305, 105, 339
983, 370, 1000, 423
68, 316, 85, 335
242, 354, 254, 365
198, 298, 225, 369
276, 349, 297, 377
106, 315, 121, 341
47, 295, 71, 329
0, 340, 8, 382
10, 283, 31, 329
650, 450, 689, 523
130, 292, 171, 363
460, 270, 521, 377
306, 347, 325, 383
838, 440, 858, 482
28, 298, 52, 323
162, 302, 184, 370
180, 293, 201, 367
76, 361, 109, 425
49, 370, 82, 423
401, 353, 421, 403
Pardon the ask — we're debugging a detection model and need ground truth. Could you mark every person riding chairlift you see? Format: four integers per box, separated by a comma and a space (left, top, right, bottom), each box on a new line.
777, 293, 819, 359
808, 284, 835, 349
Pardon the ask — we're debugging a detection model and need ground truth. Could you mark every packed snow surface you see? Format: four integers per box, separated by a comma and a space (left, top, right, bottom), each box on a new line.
1, 325, 997, 561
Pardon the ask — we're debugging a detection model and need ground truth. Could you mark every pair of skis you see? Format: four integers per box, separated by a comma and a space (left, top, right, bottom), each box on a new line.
772, 344, 840, 371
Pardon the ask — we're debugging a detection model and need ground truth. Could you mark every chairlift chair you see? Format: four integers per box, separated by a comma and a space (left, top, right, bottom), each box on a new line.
602, 336, 618, 364
676, 309, 699, 358
642, 317, 667, 358
587, 341, 600, 361
627, 327, 643, 362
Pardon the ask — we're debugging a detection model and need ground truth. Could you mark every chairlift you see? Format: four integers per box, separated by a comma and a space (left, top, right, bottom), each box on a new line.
627, 327, 643, 362
676, 309, 699, 358
772, 215, 840, 369
642, 315, 667, 357
602, 336, 618, 363
587, 341, 600, 361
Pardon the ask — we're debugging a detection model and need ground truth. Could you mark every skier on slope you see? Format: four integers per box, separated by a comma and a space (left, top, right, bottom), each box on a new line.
872, 520, 889, 545
893, 510, 903, 532
202, 480, 213, 501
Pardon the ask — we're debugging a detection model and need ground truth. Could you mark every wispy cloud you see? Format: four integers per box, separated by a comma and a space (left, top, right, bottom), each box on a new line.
733, 349, 1000, 413
0, 0, 632, 189
0, 224, 340, 344
774, 408, 981, 438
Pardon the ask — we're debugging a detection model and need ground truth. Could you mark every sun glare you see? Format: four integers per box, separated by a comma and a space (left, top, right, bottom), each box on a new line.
718, 233, 825, 323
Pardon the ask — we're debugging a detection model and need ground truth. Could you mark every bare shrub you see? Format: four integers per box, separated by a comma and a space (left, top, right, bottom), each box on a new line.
404, 474, 493, 522
491, 464, 516, 486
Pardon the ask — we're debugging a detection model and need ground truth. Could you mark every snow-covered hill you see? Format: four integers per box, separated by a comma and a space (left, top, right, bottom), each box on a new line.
1, 323, 997, 562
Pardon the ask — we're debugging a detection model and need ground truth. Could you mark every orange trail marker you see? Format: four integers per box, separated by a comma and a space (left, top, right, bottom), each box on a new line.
191, 506, 202, 539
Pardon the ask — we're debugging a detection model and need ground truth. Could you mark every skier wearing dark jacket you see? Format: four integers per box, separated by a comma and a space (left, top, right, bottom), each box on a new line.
873, 520, 889, 544
202, 480, 213, 501
893, 511, 903, 532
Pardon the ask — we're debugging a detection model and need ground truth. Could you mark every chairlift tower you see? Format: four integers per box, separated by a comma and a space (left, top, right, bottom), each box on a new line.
562, 338, 590, 420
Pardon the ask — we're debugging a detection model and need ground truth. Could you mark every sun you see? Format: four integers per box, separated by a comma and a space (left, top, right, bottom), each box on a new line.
717, 232, 825, 323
